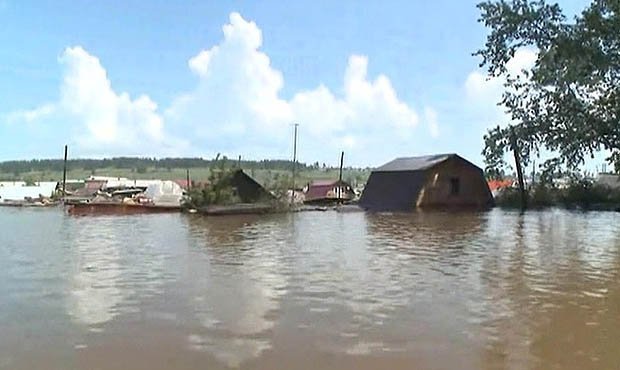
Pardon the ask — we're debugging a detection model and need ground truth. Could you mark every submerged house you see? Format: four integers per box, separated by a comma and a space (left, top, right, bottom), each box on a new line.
304, 179, 355, 204
359, 154, 493, 211
229, 169, 274, 203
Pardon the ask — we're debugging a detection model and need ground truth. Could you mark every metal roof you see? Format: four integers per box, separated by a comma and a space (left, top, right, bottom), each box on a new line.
309, 179, 340, 187
373, 154, 456, 172
305, 180, 351, 200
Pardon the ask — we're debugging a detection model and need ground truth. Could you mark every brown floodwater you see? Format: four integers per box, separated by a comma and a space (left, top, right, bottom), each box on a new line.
1, 208, 619, 370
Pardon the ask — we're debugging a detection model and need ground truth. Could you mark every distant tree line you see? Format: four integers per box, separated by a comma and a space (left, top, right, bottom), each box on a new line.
0, 157, 320, 176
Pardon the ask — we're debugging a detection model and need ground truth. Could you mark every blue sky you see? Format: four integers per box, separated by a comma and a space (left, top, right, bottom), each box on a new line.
0, 0, 591, 168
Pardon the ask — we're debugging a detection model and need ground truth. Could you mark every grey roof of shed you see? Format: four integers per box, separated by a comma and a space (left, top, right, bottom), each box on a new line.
373, 154, 457, 172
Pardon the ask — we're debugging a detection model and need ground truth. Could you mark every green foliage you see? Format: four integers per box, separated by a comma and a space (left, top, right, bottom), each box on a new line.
495, 178, 620, 210
0, 156, 372, 192
270, 173, 292, 198
185, 168, 239, 208
558, 178, 607, 209
484, 164, 507, 180
23, 177, 37, 186
476, 0, 620, 173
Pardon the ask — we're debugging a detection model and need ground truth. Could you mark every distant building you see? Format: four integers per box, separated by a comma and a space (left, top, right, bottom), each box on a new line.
487, 179, 515, 198
304, 179, 355, 205
0, 181, 57, 202
596, 173, 620, 189
69, 178, 105, 197
359, 154, 494, 211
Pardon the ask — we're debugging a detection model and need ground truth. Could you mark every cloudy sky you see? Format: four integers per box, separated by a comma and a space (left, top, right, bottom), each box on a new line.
0, 0, 589, 167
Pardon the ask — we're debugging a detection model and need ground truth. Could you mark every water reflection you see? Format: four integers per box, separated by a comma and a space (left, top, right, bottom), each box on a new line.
185, 215, 291, 367
478, 210, 620, 369
66, 215, 177, 329
365, 210, 487, 264
3, 208, 620, 369
284, 211, 487, 357
66, 217, 130, 327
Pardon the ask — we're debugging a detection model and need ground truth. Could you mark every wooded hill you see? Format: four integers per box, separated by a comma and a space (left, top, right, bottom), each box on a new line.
0, 157, 371, 188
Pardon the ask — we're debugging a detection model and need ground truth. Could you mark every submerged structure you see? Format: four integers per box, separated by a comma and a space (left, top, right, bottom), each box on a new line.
303, 179, 355, 205
188, 169, 277, 215
64, 177, 185, 214
359, 154, 493, 211
229, 169, 274, 203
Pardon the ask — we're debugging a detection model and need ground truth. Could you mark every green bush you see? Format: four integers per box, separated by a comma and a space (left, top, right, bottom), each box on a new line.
183, 165, 241, 208
495, 179, 620, 211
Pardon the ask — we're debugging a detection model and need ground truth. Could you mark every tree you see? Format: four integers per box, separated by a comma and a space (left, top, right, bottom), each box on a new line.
477, 0, 620, 174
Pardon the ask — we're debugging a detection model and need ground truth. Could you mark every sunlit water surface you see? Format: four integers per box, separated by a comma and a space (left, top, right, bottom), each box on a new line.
1, 208, 619, 369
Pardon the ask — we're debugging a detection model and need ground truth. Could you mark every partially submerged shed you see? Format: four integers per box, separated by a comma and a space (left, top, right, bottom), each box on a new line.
229, 169, 274, 203
359, 154, 493, 211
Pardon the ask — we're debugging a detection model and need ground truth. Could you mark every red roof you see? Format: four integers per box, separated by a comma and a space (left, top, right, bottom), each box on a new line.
306, 184, 334, 200
487, 179, 514, 191
305, 180, 351, 201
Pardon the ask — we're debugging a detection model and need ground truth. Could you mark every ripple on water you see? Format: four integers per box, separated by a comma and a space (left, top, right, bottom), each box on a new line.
2, 209, 620, 369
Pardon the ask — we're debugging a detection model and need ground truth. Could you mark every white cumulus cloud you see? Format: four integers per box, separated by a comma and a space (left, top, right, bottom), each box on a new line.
58, 46, 184, 153
167, 12, 428, 163
5, 12, 434, 163
4, 47, 186, 156
5, 103, 55, 124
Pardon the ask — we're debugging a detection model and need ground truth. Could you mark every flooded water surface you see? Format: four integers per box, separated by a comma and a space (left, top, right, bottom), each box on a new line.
1, 208, 620, 369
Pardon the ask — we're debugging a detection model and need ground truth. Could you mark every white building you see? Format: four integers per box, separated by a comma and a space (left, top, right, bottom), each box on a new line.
0, 182, 58, 201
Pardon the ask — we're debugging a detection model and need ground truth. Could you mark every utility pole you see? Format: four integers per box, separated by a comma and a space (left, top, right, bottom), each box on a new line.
291, 123, 299, 205
338, 151, 344, 200
338, 151, 344, 182
186, 169, 191, 192
62, 145, 68, 200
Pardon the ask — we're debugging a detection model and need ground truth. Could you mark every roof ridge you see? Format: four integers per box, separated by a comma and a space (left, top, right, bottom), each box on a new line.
393, 153, 456, 159
374, 154, 456, 172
